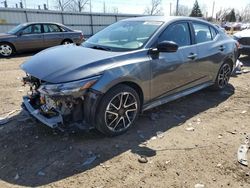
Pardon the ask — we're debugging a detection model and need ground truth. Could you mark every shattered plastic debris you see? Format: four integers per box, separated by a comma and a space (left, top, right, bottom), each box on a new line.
237, 144, 248, 166
156, 131, 164, 138
37, 171, 45, 176
82, 155, 97, 167
138, 156, 148, 163
194, 183, 205, 188
185, 127, 195, 131
241, 110, 247, 114
14, 173, 19, 180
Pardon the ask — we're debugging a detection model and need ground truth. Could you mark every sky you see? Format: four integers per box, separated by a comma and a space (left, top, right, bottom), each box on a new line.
1, 0, 250, 17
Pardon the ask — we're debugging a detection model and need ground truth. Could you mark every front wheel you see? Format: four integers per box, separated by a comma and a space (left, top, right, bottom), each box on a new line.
0, 43, 14, 57
212, 62, 232, 90
95, 84, 141, 136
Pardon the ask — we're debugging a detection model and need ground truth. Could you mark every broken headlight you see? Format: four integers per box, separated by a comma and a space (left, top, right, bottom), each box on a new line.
38, 75, 101, 96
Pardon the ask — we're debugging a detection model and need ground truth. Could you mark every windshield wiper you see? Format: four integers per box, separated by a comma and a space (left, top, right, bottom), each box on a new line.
91, 45, 112, 51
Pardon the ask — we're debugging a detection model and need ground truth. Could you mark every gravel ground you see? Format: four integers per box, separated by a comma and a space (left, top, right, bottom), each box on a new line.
0, 53, 250, 188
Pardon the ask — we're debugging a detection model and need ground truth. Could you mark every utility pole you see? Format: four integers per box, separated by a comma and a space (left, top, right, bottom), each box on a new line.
103, 1, 106, 13
176, 0, 179, 16
170, 2, 172, 16
211, 1, 215, 18
47, 0, 49, 10
89, 0, 92, 13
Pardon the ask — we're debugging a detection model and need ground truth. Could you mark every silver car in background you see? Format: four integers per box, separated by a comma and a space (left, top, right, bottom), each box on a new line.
0, 22, 84, 57
21, 16, 237, 136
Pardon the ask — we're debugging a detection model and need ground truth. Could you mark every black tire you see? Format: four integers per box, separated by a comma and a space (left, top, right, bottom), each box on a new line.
0, 43, 14, 57
211, 62, 232, 90
61, 39, 73, 45
95, 84, 141, 136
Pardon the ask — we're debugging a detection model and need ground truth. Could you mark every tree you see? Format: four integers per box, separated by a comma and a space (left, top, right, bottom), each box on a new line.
189, 0, 203, 17
144, 0, 163, 15
177, 5, 190, 16
54, 0, 71, 11
69, 0, 90, 12
240, 4, 250, 22
225, 9, 236, 22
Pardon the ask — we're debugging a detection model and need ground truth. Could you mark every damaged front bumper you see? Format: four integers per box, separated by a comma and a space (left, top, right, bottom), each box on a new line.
22, 96, 63, 128
22, 89, 102, 130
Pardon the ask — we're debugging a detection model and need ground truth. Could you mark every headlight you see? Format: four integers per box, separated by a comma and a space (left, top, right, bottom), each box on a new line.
38, 75, 101, 96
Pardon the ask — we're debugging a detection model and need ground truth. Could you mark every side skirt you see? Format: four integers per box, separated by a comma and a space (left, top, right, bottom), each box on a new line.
142, 81, 214, 111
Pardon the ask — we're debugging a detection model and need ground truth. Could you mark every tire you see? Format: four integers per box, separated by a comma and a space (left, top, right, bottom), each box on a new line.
95, 84, 141, 136
211, 62, 232, 90
0, 43, 14, 57
62, 39, 73, 45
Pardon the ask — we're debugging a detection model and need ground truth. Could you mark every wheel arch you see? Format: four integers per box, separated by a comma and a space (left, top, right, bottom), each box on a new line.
0, 41, 16, 52
61, 38, 73, 44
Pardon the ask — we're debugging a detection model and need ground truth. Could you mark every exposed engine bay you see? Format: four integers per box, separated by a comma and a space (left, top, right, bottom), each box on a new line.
22, 74, 100, 129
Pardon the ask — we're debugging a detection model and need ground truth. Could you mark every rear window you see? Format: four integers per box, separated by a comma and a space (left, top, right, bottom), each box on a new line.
193, 23, 212, 44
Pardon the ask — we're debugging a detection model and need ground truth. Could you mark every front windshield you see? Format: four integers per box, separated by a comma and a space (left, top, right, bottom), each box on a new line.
7, 24, 26, 34
83, 20, 163, 51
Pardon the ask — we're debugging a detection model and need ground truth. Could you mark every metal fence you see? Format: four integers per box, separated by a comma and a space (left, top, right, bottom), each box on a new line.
0, 8, 142, 36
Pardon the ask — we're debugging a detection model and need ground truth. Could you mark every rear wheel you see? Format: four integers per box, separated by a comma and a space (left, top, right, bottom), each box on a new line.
212, 62, 232, 90
95, 84, 140, 136
0, 43, 14, 57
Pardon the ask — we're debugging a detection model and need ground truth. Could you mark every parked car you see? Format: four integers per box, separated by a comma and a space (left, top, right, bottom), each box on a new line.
233, 29, 250, 56
21, 16, 237, 136
0, 22, 84, 57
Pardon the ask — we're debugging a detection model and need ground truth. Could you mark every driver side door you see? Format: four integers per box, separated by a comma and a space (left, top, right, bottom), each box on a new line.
15, 24, 44, 51
150, 22, 205, 100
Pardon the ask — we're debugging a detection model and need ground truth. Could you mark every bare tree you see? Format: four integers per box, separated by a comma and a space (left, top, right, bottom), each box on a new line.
216, 8, 231, 21
177, 5, 190, 16
240, 4, 250, 22
54, 0, 71, 11
68, 0, 89, 12
144, 0, 163, 15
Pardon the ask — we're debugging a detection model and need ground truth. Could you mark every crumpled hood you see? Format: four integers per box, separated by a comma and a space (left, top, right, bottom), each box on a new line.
21, 45, 124, 83
234, 29, 250, 38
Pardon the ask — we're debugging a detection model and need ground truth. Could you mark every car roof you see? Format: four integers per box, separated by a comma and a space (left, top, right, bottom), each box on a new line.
23, 22, 64, 26
123, 16, 212, 25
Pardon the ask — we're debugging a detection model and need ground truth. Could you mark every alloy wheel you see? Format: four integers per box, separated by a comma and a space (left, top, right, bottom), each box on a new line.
0, 44, 12, 56
105, 92, 138, 132
217, 64, 231, 88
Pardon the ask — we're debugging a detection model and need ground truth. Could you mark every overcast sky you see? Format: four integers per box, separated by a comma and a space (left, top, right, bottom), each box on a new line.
2, 0, 250, 17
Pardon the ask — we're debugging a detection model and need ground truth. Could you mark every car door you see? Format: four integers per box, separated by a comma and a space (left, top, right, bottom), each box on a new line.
150, 21, 205, 100
43, 24, 64, 48
191, 22, 225, 80
15, 24, 44, 51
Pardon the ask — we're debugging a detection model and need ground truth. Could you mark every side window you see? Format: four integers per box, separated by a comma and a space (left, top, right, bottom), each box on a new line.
158, 22, 191, 47
48, 24, 61, 32
43, 24, 61, 33
193, 23, 212, 44
22, 24, 42, 34
210, 27, 217, 39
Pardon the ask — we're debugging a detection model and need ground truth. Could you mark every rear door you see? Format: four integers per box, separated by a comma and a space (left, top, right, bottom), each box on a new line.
191, 22, 225, 80
15, 24, 44, 51
43, 24, 64, 48
150, 21, 204, 99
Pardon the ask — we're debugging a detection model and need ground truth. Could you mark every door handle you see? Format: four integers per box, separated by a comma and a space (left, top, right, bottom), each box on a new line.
187, 53, 197, 60
219, 45, 225, 51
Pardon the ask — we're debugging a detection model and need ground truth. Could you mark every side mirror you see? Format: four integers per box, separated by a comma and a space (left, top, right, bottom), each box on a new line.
17, 31, 23, 36
157, 41, 178, 53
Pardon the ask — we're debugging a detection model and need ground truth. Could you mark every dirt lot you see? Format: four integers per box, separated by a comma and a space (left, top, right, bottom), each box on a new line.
0, 54, 250, 188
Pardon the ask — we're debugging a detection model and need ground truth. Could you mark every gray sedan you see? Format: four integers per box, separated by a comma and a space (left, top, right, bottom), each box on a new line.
0, 22, 84, 57
21, 16, 237, 136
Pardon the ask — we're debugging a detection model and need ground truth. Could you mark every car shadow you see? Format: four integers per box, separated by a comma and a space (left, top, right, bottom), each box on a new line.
0, 84, 235, 186
0, 51, 38, 59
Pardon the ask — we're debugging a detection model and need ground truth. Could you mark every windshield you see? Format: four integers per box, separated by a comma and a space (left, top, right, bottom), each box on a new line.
83, 21, 163, 52
7, 24, 26, 34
